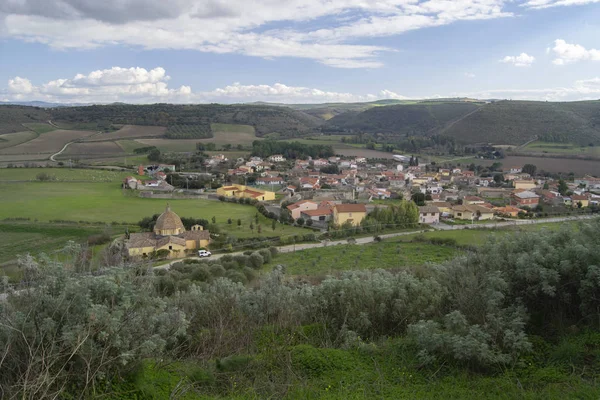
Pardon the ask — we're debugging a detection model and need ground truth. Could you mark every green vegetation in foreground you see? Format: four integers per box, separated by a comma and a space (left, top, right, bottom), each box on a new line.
522, 141, 600, 156
22, 122, 56, 134
4, 221, 600, 398
107, 335, 600, 399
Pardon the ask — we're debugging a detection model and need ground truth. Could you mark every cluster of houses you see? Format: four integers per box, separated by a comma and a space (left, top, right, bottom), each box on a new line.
124, 154, 599, 228
122, 164, 176, 191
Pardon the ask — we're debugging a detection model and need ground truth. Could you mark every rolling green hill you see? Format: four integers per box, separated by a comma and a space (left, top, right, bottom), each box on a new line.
324, 101, 482, 136
0, 106, 50, 135
48, 104, 321, 137
3, 99, 600, 146
324, 100, 600, 145
444, 100, 600, 145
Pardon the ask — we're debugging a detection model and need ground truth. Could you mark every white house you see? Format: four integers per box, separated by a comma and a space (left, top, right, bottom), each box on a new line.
418, 205, 440, 224
268, 154, 286, 163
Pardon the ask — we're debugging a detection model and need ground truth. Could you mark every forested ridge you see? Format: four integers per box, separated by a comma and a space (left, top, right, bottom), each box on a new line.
2, 221, 600, 398
326, 100, 600, 145
2, 99, 600, 145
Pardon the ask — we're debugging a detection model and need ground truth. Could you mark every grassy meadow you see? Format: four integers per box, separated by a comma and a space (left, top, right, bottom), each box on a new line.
522, 141, 600, 156
268, 240, 458, 276
0, 167, 306, 235
0, 131, 38, 149
22, 122, 57, 134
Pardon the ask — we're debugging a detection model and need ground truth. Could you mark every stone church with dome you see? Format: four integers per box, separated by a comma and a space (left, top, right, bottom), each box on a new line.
126, 205, 210, 258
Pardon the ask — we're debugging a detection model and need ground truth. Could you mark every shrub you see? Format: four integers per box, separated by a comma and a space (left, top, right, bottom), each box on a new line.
258, 249, 272, 263
209, 264, 226, 277
249, 252, 265, 269
225, 270, 248, 284
87, 232, 111, 246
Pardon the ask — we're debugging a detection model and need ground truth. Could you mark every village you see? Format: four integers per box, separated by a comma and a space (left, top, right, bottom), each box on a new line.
123, 151, 600, 245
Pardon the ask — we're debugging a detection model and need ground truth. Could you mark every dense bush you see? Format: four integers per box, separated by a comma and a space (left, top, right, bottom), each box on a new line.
3, 220, 600, 397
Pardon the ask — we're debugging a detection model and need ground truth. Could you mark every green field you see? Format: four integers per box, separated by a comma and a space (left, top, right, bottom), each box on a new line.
22, 122, 56, 134
266, 222, 585, 276
0, 222, 110, 280
0, 168, 137, 182
0, 169, 306, 242
268, 240, 459, 275
522, 141, 600, 156
0, 131, 38, 149
52, 121, 99, 131
116, 139, 148, 153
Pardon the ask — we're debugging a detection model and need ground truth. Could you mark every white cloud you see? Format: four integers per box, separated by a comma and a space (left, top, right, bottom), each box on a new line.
455, 77, 600, 101
4, 67, 192, 103
523, 0, 600, 9
378, 89, 409, 100
8, 77, 34, 94
551, 39, 600, 65
0, 0, 517, 69
2, 66, 410, 103
500, 53, 535, 67
464, 72, 476, 78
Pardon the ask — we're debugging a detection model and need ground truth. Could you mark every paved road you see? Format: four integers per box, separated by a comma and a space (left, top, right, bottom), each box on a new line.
432, 214, 597, 231
155, 228, 431, 270
155, 214, 599, 270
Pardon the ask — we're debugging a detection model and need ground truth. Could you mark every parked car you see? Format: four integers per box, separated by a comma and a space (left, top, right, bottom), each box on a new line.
198, 250, 212, 257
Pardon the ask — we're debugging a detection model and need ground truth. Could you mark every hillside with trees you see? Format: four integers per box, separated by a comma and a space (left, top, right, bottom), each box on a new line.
0, 105, 50, 134
445, 100, 600, 145
324, 102, 482, 136
325, 100, 600, 146
48, 104, 321, 137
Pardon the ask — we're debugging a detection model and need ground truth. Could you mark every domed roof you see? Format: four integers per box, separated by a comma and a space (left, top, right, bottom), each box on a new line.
154, 204, 185, 235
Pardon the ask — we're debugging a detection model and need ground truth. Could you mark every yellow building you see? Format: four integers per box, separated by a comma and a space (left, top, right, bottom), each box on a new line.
451, 205, 494, 221
572, 195, 589, 208
514, 180, 537, 190
217, 184, 275, 201
333, 204, 367, 226
126, 205, 210, 259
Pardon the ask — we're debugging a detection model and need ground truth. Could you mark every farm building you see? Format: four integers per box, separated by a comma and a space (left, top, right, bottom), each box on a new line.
126, 205, 210, 259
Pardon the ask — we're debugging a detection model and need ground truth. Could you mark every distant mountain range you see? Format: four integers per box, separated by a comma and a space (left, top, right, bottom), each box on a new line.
1, 98, 599, 146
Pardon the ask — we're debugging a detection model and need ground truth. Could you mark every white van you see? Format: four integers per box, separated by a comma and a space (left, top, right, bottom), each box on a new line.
198, 250, 212, 257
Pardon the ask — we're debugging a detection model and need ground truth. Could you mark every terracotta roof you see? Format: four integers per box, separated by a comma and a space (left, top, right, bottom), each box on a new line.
287, 200, 316, 210
127, 232, 157, 249
334, 204, 367, 213
301, 209, 333, 217
154, 205, 185, 234
464, 196, 484, 201
572, 194, 589, 201
221, 186, 238, 191
419, 205, 440, 214
157, 235, 187, 248
430, 201, 452, 208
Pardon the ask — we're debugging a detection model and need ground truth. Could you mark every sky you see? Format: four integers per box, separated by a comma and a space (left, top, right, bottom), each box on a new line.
1, 0, 600, 104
